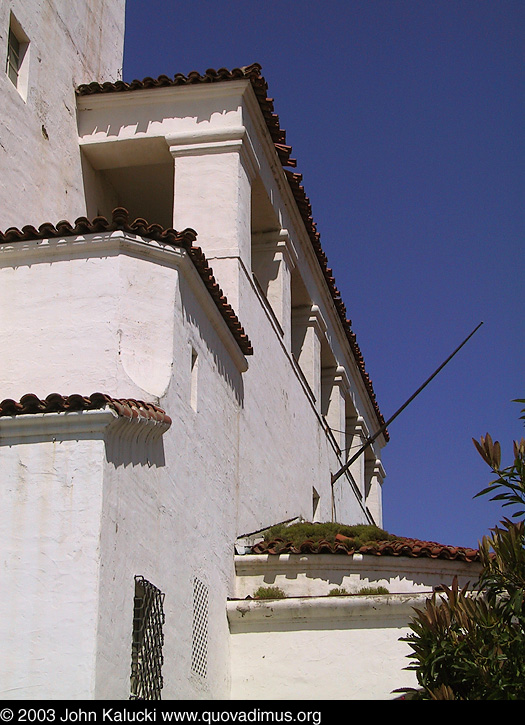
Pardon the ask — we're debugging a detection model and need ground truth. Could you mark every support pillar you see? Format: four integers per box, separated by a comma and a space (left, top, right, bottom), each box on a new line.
252, 229, 297, 349
323, 366, 349, 453
345, 416, 370, 498
291, 305, 327, 407
365, 458, 386, 527
169, 128, 256, 310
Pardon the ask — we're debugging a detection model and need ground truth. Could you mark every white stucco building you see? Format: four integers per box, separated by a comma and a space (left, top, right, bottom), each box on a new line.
0, 0, 482, 701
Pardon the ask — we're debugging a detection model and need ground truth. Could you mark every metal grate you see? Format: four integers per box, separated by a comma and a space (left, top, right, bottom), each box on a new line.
191, 577, 209, 678
130, 576, 165, 700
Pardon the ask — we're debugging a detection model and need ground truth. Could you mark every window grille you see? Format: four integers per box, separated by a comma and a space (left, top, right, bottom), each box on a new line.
191, 577, 209, 678
130, 576, 165, 700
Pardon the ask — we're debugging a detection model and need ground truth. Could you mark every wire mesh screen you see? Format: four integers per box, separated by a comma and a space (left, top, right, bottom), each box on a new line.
191, 577, 209, 678
130, 576, 165, 700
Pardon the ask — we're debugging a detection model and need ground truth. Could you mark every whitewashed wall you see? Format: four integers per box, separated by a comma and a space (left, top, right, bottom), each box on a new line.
0, 229, 248, 699
0, 412, 112, 699
94, 259, 247, 700
228, 595, 423, 700
233, 552, 482, 599
228, 552, 481, 700
0, 0, 125, 230
77, 81, 387, 532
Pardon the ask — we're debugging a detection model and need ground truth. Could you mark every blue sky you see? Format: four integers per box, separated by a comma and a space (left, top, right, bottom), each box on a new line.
123, 1, 524, 549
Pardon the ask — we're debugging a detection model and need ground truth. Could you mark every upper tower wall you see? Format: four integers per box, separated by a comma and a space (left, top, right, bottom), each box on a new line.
0, 0, 126, 229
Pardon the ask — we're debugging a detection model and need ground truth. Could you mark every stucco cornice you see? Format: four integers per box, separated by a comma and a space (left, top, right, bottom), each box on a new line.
0, 393, 172, 442
76, 78, 252, 110
227, 593, 430, 632
167, 125, 259, 183
0, 408, 118, 440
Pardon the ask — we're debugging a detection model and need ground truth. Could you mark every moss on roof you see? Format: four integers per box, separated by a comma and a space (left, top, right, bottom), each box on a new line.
262, 522, 397, 549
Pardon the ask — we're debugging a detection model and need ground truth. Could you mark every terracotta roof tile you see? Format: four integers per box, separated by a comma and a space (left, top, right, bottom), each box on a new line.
250, 534, 480, 562
0, 392, 172, 427
76, 64, 386, 438
0, 208, 253, 357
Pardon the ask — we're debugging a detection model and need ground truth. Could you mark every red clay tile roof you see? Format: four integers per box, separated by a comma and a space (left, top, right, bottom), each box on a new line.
0, 208, 253, 356
76, 64, 387, 439
0, 392, 172, 427
251, 533, 480, 562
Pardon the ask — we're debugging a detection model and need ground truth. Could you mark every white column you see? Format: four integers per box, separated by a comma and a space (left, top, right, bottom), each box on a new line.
169, 129, 256, 310
291, 305, 327, 407
365, 458, 386, 528
345, 416, 370, 498
323, 366, 349, 453
252, 229, 297, 348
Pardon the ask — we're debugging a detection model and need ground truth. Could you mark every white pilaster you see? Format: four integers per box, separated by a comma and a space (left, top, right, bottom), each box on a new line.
366, 458, 386, 527
169, 128, 256, 310
323, 366, 350, 452
252, 229, 298, 348
345, 416, 370, 498
292, 305, 327, 407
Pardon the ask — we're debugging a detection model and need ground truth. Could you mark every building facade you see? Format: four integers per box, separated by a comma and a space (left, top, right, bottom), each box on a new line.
0, 0, 418, 700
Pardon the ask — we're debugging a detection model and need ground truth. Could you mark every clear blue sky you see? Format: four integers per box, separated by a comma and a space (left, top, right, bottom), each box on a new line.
123, 0, 524, 549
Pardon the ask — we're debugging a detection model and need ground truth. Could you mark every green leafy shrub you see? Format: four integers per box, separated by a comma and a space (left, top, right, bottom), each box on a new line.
397, 400, 525, 700
253, 586, 286, 600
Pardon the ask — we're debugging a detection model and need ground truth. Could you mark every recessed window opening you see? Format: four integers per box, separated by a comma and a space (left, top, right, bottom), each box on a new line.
321, 341, 343, 450
130, 576, 165, 700
81, 138, 175, 228
251, 175, 281, 292
5, 14, 29, 99
312, 487, 320, 522
190, 347, 198, 412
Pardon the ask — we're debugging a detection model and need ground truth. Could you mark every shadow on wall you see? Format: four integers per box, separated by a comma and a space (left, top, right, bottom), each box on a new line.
180, 278, 245, 408
105, 425, 167, 468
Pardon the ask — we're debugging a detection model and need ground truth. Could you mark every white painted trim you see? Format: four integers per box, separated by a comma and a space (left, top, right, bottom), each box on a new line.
0, 409, 117, 440
76, 79, 251, 111
0, 229, 185, 266
0, 407, 171, 442
166, 126, 247, 150
168, 125, 259, 182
